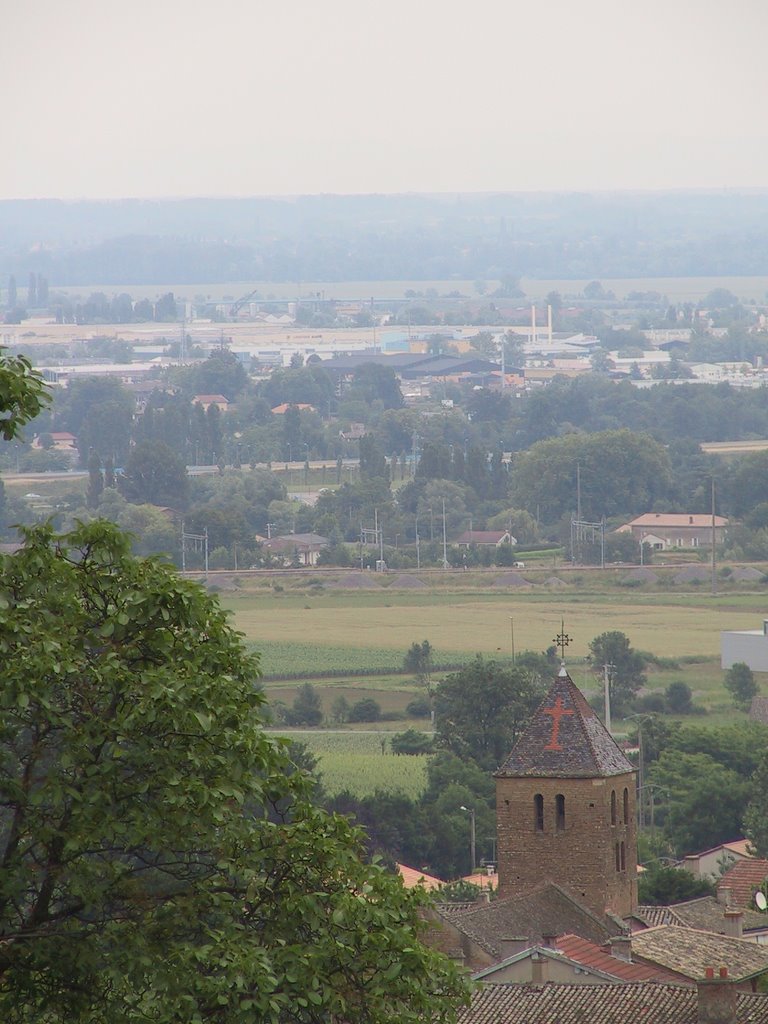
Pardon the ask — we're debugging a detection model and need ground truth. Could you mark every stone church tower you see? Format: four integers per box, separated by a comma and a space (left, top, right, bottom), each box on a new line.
494, 665, 637, 918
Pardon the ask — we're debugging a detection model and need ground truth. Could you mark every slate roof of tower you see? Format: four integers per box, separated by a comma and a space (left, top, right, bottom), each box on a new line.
495, 666, 635, 779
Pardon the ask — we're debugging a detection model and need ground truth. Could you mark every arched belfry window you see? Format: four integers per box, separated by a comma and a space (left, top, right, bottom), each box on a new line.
623, 788, 629, 825
555, 794, 566, 830
611, 790, 617, 826
534, 794, 544, 831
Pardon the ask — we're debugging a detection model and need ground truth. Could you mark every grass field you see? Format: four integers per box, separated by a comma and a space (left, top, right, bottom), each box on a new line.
225, 588, 766, 661
274, 730, 429, 799
227, 584, 767, 741
49, 275, 768, 304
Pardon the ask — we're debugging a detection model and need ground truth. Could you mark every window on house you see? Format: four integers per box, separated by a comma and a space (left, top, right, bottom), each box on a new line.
623, 788, 629, 825
534, 793, 544, 831
615, 842, 621, 872
611, 790, 617, 826
555, 793, 565, 830
620, 841, 626, 871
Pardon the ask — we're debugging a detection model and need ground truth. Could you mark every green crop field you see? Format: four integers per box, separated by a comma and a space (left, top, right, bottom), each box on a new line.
273, 729, 429, 799
225, 589, 765, 662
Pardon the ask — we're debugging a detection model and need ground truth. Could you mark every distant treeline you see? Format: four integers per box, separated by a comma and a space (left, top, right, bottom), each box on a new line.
4, 192, 768, 285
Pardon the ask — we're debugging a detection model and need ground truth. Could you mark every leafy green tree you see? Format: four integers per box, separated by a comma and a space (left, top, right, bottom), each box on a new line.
589, 631, 647, 714
434, 656, 543, 770
511, 429, 673, 523
0, 349, 50, 440
86, 450, 104, 509
289, 683, 323, 726
744, 750, 768, 857
650, 751, 752, 856
404, 640, 435, 714
119, 440, 189, 508
638, 862, 715, 905
359, 433, 389, 482
436, 880, 491, 903
330, 695, 351, 724
153, 291, 178, 321
347, 363, 404, 410
0, 522, 467, 1022
724, 662, 758, 709
391, 730, 434, 756
348, 698, 382, 723
665, 681, 693, 715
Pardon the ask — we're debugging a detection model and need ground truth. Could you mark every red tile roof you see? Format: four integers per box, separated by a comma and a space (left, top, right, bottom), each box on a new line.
717, 858, 768, 909
625, 513, 728, 528
397, 863, 443, 890
555, 933, 675, 982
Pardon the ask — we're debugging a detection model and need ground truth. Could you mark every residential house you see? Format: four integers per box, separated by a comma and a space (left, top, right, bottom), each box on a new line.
270, 402, 316, 415
616, 513, 728, 550
717, 860, 768, 912
193, 394, 230, 412
682, 840, 753, 881
455, 530, 516, 548
472, 933, 674, 986
261, 533, 329, 567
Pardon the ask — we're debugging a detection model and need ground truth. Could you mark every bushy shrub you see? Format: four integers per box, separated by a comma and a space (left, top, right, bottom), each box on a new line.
406, 697, 432, 718
390, 729, 434, 756
348, 697, 382, 723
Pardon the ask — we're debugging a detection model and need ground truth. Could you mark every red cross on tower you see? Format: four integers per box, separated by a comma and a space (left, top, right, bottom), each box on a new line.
543, 696, 574, 751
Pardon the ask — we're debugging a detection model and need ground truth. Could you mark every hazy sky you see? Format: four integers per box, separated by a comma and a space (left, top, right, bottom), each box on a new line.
4, 0, 768, 199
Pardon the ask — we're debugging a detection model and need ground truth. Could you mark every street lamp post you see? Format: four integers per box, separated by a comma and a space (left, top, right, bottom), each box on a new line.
460, 805, 476, 874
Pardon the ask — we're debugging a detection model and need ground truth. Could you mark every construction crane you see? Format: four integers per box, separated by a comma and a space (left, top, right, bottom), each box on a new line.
228, 288, 262, 320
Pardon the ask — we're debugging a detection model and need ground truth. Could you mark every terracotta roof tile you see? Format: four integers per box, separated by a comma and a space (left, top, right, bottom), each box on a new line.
555, 933, 674, 982
718, 859, 768, 909
396, 863, 443, 890
457, 982, 768, 1024
495, 668, 635, 778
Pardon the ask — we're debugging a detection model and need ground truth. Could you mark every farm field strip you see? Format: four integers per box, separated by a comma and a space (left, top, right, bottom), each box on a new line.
227, 595, 753, 660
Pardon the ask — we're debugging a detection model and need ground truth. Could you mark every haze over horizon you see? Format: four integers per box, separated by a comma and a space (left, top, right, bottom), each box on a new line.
5, 0, 768, 201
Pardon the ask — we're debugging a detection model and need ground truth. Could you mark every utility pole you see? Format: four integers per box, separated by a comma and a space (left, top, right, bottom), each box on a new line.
460, 806, 476, 873
603, 664, 613, 734
711, 477, 717, 596
442, 498, 448, 569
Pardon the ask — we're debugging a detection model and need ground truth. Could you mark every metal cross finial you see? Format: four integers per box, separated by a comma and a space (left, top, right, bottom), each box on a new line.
552, 620, 571, 661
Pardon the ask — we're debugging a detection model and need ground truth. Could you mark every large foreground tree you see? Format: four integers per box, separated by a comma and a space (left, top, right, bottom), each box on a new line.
0, 522, 467, 1023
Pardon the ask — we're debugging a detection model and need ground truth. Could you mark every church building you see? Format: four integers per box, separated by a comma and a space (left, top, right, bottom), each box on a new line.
494, 664, 637, 918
